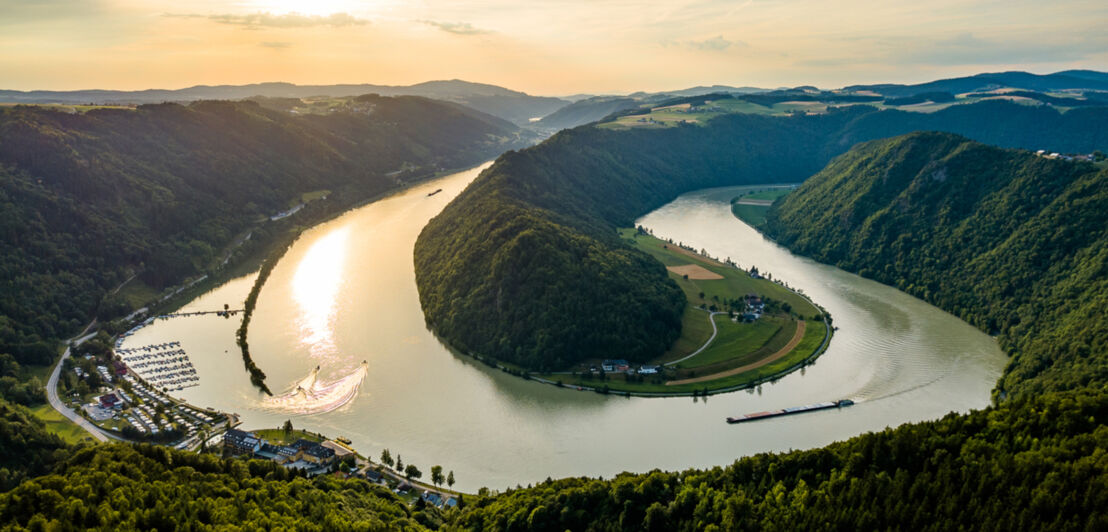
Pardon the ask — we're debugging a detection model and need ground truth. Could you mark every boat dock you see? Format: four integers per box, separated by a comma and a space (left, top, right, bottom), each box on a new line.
727, 399, 854, 424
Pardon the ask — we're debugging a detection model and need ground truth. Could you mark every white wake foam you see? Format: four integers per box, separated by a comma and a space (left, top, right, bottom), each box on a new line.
264, 362, 368, 414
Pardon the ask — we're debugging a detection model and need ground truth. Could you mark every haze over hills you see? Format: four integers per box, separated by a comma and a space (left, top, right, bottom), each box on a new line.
1, 64, 1108, 529
0, 95, 531, 370
414, 100, 1108, 372
844, 70, 1108, 97
0, 80, 568, 126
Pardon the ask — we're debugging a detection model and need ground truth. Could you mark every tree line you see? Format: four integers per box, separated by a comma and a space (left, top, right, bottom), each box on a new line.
415, 100, 1108, 371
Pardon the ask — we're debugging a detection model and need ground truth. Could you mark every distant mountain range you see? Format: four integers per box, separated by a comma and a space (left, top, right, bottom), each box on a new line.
3, 70, 1106, 131
0, 80, 568, 126
844, 70, 1108, 97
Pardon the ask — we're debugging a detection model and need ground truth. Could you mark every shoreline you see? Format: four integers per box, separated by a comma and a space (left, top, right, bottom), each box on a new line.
431, 226, 835, 398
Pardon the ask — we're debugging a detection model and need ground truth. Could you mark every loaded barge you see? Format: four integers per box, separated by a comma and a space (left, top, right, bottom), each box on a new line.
727, 399, 854, 424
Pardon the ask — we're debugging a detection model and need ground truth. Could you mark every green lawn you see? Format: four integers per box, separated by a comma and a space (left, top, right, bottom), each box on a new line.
656, 307, 715, 362
623, 227, 818, 314
675, 315, 785, 370
578, 229, 832, 393
252, 428, 325, 446
27, 404, 96, 445
740, 188, 793, 201
731, 203, 771, 227
557, 318, 829, 395
114, 279, 161, 309
300, 189, 331, 203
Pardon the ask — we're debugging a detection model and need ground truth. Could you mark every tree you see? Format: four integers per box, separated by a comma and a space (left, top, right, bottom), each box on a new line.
447, 470, 455, 489
404, 464, 422, 481
380, 449, 393, 468
431, 465, 444, 487
282, 419, 293, 435
395, 454, 403, 472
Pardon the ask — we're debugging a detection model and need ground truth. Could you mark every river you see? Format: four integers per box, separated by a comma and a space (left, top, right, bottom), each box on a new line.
120, 164, 1006, 491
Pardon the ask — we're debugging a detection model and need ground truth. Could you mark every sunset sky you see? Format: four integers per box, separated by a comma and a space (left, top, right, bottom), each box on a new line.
2, 0, 1106, 95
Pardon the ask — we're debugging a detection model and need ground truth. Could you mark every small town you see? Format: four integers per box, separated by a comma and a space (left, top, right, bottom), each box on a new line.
222, 427, 461, 509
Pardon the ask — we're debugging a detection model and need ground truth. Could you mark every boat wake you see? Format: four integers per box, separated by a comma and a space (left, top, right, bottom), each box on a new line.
263, 361, 368, 415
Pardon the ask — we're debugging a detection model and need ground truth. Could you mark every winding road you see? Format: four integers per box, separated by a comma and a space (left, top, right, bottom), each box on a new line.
46, 323, 113, 443
666, 320, 807, 386
664, 310, 725, 367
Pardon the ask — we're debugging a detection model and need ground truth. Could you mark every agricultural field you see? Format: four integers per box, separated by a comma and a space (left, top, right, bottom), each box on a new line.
730, 187, 795, 227
551, 229, 829, 395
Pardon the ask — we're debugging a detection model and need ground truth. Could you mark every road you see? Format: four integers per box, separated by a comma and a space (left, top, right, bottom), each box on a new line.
664, 310, 724, 367
46, 322, 113, 443
666, 320, 807, 386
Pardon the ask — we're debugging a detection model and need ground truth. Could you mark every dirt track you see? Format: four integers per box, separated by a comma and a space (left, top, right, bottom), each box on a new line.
666, 320, 807, 386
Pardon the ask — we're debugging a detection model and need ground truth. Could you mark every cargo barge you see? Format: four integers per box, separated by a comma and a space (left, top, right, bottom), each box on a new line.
727, 399, 854, 424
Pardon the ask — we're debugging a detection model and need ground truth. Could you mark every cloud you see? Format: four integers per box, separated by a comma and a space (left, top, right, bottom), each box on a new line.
689, 35, 735, 51
164, 12, 368, 29
662, 35, 744, 52
420, 20, 489, 36
259, 41, 292, 49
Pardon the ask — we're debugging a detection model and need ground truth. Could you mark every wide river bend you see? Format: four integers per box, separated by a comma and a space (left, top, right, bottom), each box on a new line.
122, 164, 1006, 491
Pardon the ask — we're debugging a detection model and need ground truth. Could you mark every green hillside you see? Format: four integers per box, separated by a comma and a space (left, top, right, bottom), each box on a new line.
451, 390, 1108, 531
1, 390, 1103, 530
0, 96, 529, 375
764, 131, 1108, 397
415, 100, 1108, 372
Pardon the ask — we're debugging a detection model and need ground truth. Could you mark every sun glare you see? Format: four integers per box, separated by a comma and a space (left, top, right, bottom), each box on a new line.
292, 226, 351, 362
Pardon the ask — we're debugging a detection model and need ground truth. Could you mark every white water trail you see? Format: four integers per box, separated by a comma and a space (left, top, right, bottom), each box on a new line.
264, 362, 368, 415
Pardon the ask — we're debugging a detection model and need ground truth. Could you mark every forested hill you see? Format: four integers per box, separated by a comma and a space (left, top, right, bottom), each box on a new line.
0, 96, 529, 367
764, 131, 1108, 397
533, 96, 639, 131
0, 79, 570, 126
2, 390, 1103, 529
414, 100, 1108, 372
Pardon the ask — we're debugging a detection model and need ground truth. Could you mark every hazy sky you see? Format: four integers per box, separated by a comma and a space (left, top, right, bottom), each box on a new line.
2, 0, 1106, 95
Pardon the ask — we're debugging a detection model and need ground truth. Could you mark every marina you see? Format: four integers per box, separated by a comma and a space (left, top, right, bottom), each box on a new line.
116, 342, 199, 391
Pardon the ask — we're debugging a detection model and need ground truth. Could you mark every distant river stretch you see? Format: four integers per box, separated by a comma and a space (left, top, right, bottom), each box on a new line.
123, 164, 1006, 491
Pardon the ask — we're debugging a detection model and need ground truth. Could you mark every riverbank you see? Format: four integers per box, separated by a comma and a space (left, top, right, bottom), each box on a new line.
441, 226, 834, 397
112, 173, 1004, 491
241, 425, 469, 505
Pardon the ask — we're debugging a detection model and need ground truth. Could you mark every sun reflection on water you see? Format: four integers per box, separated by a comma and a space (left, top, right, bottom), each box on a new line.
292, 226, 351, 362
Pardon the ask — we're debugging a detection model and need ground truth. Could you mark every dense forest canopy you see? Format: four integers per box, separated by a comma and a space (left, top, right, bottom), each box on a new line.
415, 100, 1108, 371
3, 92, 1108, 529
0, 389, 1103, 530
450, 390, 1108, 531
0, 96, 530, 372
764, 131, 1108, 398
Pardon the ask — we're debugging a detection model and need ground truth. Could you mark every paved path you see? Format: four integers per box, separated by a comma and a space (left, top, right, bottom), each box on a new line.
664, 310, 725, 367
46, 322, 113, 443
666, 320, 807, 386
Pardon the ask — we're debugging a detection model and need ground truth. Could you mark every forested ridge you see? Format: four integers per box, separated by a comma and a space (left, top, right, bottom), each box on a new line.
0, 440, 437, 530
415, 100, 1108, 371
764, 132, 1108, 397
0, 390, 1103, 530
3, 100, 1108, 530
451, 390, 1108, 531
0, 96, 528, 378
